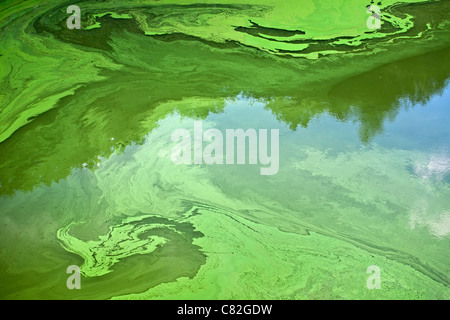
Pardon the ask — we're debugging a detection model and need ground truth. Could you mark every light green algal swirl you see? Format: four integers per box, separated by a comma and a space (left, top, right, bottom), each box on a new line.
81, 0, 434, 58
84, 12, 132, 30
57, 215, 173, 277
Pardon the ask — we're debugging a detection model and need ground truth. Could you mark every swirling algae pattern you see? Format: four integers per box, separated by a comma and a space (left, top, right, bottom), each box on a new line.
0, 0, 449, 299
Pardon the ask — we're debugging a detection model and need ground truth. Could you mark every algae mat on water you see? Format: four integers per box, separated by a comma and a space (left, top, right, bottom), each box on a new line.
0, 0, 449, 299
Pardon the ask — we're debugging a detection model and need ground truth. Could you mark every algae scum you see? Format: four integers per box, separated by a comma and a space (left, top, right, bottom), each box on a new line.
0, 0, 449, 299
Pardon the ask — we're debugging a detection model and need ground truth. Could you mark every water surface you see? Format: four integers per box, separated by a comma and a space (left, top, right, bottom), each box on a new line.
0, 0, 449, 299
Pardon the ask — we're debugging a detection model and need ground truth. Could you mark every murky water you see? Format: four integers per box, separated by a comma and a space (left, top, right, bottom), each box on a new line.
0, 0, 449, 299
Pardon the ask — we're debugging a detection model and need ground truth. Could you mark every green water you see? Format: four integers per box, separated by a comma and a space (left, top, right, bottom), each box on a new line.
0, 0, 449, 299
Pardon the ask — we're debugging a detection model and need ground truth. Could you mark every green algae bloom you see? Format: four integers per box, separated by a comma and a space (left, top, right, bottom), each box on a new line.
0, 0, 449, 300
